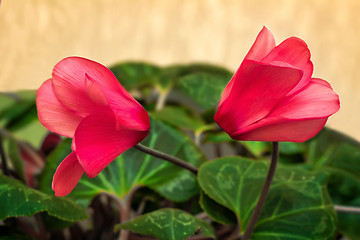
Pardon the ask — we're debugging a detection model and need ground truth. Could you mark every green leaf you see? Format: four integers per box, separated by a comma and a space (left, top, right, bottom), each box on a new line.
279, 142, 305, 155
160, 63, 232, 91
335, 210, 360, 240
109, 62, 232, 108
150, 106, 208, 132
203, 133, 269, 158
40, 212, 77, 230
277, 142, 306, 165
40, 118, 206, 206
198, 157, 336, 239
306, 128, 360, 239
175, 73, 230, 110
0, 174, 88, 221
168, 63, 232, 78
240, 141, 270, 158
199, 191, 237, 225
109, 62, 161, 90
204, 132, 233, 143
117, 208, 215, 240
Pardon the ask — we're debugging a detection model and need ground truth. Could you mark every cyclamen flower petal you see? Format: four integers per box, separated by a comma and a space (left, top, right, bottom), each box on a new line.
261, 37, 313, 93
244, 26, 276, 61
36, 57, 150, 196
215, 27, 340, 142
219, 27, 276, 106
215, 60, 303, 134
52, 152, 84, 197
36, 79, 82, 137
232, 118, 328, 142
74, 109, 149, 178
268, 78, 339, 119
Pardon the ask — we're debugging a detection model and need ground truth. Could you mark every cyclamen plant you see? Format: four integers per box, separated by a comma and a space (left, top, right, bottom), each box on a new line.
2, 27, 358, 240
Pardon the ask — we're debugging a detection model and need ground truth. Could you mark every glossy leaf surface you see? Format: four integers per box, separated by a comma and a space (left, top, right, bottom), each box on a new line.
117, 208, 215, 240
176, 73, 230, 110
198, 157, 336, 240
40, 118, 205, 206
0, 174, 88, 221
306, 128, 360, 239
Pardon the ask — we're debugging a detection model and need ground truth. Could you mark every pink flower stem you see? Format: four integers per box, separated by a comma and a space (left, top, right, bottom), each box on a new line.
134, 144, 198, 175
118, 186, 141, 240
334, 205, 360, 214
0, 136, 9, 176
242, 142, 279, 240
103, 186, 141, 240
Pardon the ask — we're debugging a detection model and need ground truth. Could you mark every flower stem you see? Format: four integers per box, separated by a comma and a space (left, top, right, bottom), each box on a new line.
334, 205, 360, 214
242, 142, 279, 240
0, 135, 9, 176
134, 144, 198, 175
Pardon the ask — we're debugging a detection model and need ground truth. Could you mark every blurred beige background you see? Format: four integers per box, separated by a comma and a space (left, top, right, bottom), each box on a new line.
0, 0, 359, 140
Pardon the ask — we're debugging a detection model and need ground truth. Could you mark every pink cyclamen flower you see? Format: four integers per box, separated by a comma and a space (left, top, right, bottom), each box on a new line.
36, 57, 150, 196
214, 27, 340, 142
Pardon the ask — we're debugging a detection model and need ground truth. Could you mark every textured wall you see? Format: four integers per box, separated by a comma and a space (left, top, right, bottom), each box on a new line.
1, 0, 359, 140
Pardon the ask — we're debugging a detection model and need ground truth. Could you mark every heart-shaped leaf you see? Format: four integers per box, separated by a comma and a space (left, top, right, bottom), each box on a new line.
306, 128, 360, 239
0, 174, 88, 221
117, 208, 215, 240
198, 157, 336, 240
